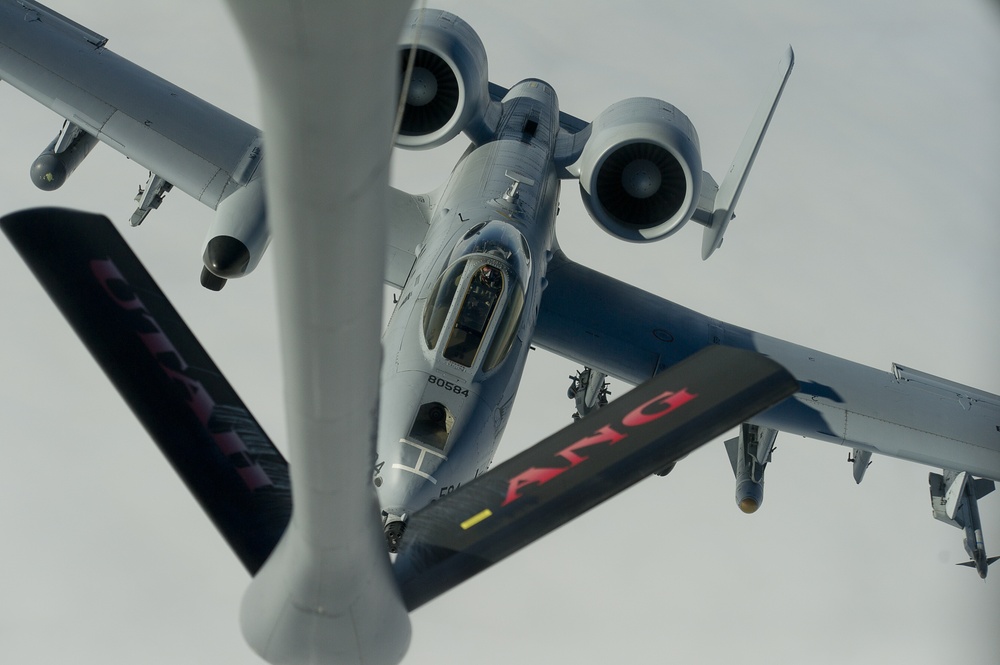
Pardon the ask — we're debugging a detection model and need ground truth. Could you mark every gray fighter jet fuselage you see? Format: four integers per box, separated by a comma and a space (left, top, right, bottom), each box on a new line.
1, 2, 996, 581
375, 80, 560, 547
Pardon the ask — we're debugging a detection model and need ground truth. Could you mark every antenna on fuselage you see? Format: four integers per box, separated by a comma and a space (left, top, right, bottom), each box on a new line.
501, 169, 535, 204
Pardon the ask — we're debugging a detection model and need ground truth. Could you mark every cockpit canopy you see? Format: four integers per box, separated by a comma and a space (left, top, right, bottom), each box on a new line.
451, 220, 531, 276
423, 224, 528, 371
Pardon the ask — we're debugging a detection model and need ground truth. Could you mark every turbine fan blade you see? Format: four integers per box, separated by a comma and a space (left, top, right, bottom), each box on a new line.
394, 345, 798, 609
0, 208, 292, 574
399, 48, 460, 136
596, 142, 685, 225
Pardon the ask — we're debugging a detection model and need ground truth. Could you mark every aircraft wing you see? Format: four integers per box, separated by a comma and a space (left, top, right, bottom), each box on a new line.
0, 0, 260, 207
0, 0, 427, 285
533, 250, 1000, 482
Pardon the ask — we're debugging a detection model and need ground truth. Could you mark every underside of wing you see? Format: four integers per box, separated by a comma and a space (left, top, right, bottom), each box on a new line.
534, 250, 1000, 482
0, 1, 438, 292
0, 0, 261, 208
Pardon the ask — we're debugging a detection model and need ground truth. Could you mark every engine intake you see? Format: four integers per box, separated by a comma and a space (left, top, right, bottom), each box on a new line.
396, 10, 490, 149
576, 98, 702, 242
200, 176, 268, 290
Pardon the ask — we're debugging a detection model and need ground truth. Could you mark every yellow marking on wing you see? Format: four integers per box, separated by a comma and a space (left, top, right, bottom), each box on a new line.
460, 509, 493, 530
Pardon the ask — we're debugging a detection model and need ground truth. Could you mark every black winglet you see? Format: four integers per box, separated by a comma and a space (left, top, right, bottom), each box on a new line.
1, 208, 291, 574
393, 345, 798, 609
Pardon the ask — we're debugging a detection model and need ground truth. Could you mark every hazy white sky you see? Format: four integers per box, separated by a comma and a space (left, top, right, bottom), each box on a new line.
0, 1, 998, 663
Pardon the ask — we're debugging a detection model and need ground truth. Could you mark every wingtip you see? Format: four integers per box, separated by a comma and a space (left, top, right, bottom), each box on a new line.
701, 226, 722, 260
779, 45, 795, 73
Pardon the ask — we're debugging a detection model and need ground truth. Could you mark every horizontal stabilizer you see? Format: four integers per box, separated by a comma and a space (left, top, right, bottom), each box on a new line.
1, 208, 291, 574
393, 345, 797, 609
958, 556, 999, 569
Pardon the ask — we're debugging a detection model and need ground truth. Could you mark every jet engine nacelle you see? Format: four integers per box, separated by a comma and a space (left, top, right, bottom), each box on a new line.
395, 9, 491, 149
576, 98, 702, 242
200, 176, 268, 290
30, 123, 99, 191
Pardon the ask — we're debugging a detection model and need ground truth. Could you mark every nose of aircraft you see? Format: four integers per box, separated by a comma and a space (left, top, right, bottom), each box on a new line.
375, 365, 502, 551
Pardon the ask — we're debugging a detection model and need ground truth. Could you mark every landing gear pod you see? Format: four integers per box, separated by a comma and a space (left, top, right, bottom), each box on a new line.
30, 122, 99, 191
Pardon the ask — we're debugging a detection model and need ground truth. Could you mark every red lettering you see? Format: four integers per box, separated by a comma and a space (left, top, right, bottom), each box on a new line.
502, 466, 568, 506
138, 327, 187, 366
213, 430, 246, 456
237, 465, 273, 491
91, 259, 144, 310
554, 424, 628, 468
161, 365, 216, 425
90, 258, 273, 490
501, 386, 699, 508
621, 388, 698, 427
501, 425, 628, 506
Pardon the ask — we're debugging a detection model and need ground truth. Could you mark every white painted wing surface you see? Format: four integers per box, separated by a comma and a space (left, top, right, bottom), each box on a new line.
0, 0, 260, 207
0, 0, 430, 289
221, 2, 412, 664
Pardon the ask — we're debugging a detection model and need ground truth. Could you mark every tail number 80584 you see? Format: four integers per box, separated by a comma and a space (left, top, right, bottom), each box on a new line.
428, 374, 469, 397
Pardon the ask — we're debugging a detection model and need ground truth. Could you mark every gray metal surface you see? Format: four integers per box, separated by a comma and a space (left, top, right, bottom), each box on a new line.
534, 251, 1000, 481
0, 0, 260, 208
221, 2, 412, 664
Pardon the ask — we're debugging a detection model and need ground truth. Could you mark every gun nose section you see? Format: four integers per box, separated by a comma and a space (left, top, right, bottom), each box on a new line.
382, 509, 409, 553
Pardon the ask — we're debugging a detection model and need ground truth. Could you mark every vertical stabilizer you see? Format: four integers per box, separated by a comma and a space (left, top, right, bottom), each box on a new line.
700, 46, 794, 259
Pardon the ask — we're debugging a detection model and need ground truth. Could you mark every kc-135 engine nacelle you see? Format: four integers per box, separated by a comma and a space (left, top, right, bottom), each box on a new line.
574, 98, 703, 243
395, 9, 492, 150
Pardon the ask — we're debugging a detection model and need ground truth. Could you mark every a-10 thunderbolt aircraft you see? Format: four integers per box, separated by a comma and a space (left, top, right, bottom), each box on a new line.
0, 1, 998, 664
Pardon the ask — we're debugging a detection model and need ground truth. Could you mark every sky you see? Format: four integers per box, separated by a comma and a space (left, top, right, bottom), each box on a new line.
0, 1, 998, 663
